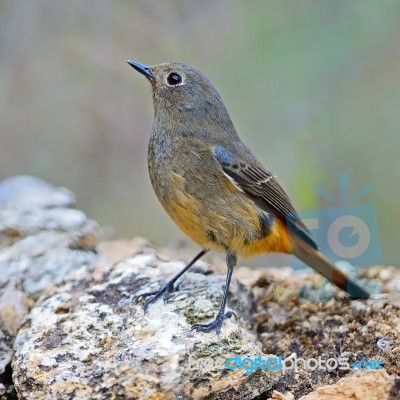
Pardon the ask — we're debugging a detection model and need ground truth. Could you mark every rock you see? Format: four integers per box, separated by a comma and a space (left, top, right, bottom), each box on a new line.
268, 390, 294, 400
0, 205, 99, 250
1, 175, 399, 399
0, 175, 101, 303
97, 237, 154, 265
0, 278, 31, 337
0, 331, 12, 376
0, 175, 74, 210
13, 252, 280, 400
252, 264, 400, 398
298, 369, 394, 400
266, 303, 289, 328
0, 231, 99, 299
0, 329, 13, 398
0, 175, 101, 398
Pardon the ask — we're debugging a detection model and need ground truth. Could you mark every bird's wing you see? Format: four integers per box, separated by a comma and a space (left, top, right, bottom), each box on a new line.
213, 143, 317, 249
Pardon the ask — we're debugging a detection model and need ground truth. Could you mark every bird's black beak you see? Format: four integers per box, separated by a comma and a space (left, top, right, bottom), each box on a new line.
127, 60, 154, 80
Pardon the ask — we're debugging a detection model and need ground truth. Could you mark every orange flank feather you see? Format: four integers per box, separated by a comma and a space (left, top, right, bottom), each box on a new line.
240, 218, 291, 257
166, 197, 291, 258
165, 171, 292, 258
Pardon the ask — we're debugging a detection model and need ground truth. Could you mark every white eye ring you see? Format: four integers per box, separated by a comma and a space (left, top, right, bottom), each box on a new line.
166, 73, 183, 86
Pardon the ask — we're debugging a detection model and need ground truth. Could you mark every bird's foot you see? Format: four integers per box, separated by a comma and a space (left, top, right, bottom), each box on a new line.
191, 310, 236, 335
136, 280, 182, 312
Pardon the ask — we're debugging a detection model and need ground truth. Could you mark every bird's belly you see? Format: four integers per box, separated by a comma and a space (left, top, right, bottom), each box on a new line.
147, 136, 290, 257
156, 172, 290, 257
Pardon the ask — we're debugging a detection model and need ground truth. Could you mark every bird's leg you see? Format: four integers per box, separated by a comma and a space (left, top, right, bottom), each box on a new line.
191, 251, 237, 334
137, 249, 208, 312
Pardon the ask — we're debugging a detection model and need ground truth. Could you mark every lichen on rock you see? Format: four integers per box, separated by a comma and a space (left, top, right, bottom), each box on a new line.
12, 250, 280, 400
1, 176, 399, 399
0, 175, 101, 398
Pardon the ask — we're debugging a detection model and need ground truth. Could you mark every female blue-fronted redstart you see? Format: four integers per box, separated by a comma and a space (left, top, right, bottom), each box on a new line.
127, 60, 369, 334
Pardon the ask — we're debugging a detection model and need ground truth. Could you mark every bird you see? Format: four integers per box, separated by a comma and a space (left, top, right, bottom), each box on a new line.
127, 60, 369, 334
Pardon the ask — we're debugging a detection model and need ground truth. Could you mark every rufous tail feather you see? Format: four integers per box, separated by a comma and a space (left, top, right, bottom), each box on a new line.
291, 238, 370, 299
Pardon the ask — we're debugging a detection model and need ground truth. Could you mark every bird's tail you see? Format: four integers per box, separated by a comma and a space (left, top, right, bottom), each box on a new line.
291, 238, 370, 299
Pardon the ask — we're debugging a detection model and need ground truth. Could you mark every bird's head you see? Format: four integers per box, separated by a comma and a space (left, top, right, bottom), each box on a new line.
127, 60, 232, 126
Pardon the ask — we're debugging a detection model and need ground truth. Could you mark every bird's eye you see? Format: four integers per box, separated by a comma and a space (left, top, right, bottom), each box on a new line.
167, 73, 182, 85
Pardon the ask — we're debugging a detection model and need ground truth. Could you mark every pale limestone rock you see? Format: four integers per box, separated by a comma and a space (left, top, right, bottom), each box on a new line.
0, 230, 99, 298
13, 253, 280, 400
0, 331, 12, 375
0, 175, 101, 397
0, 175, 100, 300
268, 390, 294, 400
298, 369, 394, 400
0, 175, 74, 210
0, 278, 31, 336
2, 175, 399, 399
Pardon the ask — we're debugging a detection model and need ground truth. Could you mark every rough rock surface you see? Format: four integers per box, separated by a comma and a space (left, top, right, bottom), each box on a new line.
268, 369, 394, 400
250, 265, 400, 399
1, 175, 399, 399
0, 175, 74, 212
0, 330, 13, 395
13, 250, 280, 400
0, 175, 100, 301
0, 176, 101, 398
298, 369, 394, 400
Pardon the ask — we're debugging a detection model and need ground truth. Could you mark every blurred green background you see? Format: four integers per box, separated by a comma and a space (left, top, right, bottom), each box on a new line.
0, 0, 398, 265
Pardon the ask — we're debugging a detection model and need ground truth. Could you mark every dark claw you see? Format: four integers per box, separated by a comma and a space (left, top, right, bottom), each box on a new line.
135, 291, 158, 303
136, 280, 183, 312
134, 249, 208, 313
143, 296, 156, 313
162, 292, 173, 304
225, 311, 237, 320
163, 280, 184, 304
190, 311, 236, 334
174, 280, 183, 291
